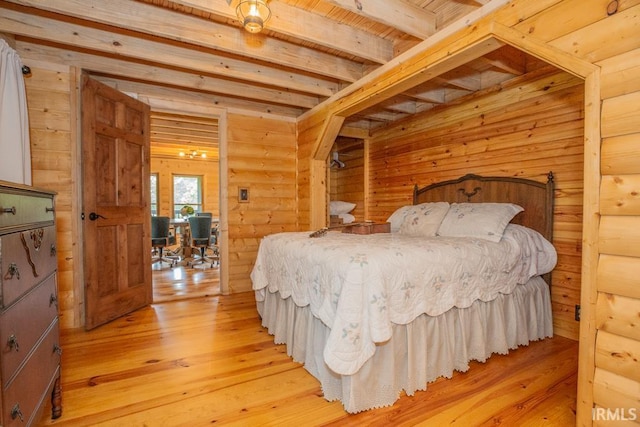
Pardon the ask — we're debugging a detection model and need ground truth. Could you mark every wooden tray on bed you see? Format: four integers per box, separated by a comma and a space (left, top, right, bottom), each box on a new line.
342, 222, 390, 234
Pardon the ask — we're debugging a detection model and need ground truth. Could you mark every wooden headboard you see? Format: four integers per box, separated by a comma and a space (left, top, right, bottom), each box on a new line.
413, 172, 555, 244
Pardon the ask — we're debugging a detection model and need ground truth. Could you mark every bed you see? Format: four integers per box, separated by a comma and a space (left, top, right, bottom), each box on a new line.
251, 173, 556, 413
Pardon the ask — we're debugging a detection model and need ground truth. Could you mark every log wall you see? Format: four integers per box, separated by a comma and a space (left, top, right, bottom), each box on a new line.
329, 138, 365, 222
594, 39, 640, 425
150, 157, 220, 218
24, 61, 81, 328
366, 69, 584, 340
226, 114, 298, 293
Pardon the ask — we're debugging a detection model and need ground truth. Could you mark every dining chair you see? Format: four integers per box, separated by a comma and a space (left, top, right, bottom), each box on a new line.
196, 212, 220, 267
151, 216, 180, 268
187, 216, 217, 268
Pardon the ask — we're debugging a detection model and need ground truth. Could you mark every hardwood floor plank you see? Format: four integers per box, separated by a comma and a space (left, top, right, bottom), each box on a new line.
39, 292, 578, 426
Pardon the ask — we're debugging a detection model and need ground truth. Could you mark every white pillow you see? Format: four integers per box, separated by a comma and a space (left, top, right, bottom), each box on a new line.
386, 205, 413, 232
330, 201, 356, 215
437, 203, 524, 242
338, 213, 355, 224
398, 202, 450, 237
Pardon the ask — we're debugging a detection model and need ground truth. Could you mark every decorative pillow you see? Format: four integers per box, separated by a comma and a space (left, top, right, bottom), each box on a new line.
338, 213, 355, 224
330, 200, 356, 215
437, 203, 524, 242
398, 202, 450, 237
386, 205, 413, 232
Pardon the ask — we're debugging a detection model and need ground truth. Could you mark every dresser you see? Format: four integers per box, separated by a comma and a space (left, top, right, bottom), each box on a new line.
0, 181, 61, 426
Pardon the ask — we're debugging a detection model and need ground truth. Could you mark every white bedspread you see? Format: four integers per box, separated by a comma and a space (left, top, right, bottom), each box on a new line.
251, 224, 556, 376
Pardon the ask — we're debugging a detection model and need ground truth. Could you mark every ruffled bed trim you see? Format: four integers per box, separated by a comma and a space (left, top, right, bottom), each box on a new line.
255, 276, 553, 413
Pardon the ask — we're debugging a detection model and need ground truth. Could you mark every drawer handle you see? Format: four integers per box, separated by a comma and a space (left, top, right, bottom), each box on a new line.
50, 293, 58, 308
1, 206, 16, 215
54, 344, 63, 356
5, 263, 20, 280
11, 403, 24, 422
8, 334, 19, 352
30, 228, 44, 251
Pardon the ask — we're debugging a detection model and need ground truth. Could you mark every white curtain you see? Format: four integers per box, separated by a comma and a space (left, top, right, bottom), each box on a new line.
0, 39, 32, 185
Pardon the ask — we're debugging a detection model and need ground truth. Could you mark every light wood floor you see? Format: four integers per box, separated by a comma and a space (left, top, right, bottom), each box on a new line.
38, 290, 578, 426
152, 260, 220, 303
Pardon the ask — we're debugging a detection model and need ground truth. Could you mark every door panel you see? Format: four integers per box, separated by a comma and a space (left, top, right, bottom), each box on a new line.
82, 74, 151, 330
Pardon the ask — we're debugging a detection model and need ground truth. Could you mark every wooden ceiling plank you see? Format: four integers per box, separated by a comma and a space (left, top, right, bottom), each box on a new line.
150, 126, 218, 140
0, 7, 338, 97
171, 0, 394, 64
298, 0, 512, 126
432, 72, 481, 91
481, 46, 528, 75
376, 97, 417, 115
6, 0, 364, 82
17, 41, 321, 108
151, 113, 218, 127
403, 85, 446, 104
150, 133, 215, 144
150, 119, 219, 135
93, 76, 304, 118
151, 111, 221, 125
151, 133, 219, 144
323, 0, 437, 39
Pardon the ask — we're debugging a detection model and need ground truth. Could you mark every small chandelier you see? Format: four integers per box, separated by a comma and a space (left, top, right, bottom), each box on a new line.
179, 150, 207, 159
236, 0, 271, 33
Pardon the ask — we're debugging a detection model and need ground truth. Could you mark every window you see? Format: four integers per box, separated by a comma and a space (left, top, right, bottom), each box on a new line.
150, 173, 159, 216
173, 175, 203, 217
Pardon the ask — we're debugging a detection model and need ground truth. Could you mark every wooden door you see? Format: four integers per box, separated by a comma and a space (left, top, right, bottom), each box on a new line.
81, 75, 152, 330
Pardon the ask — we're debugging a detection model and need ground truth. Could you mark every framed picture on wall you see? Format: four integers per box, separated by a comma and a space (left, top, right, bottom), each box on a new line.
238, 187, 249, 203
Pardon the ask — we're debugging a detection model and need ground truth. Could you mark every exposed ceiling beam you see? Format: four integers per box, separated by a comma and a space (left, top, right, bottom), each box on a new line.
322, 0, 436, 39
18, 40, 321, 108
6, 0, 364, 82
170, 0, 394, 64
93, 76, 304, 117
0, 6, 338, 97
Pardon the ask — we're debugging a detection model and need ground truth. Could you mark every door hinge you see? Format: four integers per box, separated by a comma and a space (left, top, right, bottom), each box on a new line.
574, 304, 581, 321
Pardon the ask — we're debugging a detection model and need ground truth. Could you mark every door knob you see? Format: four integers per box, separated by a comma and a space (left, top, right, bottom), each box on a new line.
88, 212, 106, 221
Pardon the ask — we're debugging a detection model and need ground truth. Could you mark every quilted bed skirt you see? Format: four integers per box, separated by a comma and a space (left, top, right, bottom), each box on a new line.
255, 276, 553, 413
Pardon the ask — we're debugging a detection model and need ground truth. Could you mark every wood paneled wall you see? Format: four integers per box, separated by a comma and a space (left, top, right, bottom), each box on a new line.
150, 157, 220, 218
367, 68, 584, 341
329, 138, 365, 222
226, 114, 297, 293
594, 36, 640, 424
24, 61, 80, 329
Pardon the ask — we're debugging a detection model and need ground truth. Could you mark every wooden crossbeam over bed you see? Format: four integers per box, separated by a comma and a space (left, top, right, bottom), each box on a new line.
413, 172, 555, 245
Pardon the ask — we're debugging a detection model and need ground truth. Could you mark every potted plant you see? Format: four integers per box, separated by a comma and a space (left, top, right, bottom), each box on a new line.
180, 205, 194, 218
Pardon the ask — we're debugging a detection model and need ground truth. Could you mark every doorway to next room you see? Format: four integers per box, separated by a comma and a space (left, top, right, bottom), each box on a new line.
149, 111, 221, 302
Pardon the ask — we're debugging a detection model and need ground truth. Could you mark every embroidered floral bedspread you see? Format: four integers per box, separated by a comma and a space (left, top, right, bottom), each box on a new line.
250, 224, 556, 376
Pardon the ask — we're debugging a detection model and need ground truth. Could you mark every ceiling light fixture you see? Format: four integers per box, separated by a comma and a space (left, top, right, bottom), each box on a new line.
179, 150, 207, 159
236, 0, 271, 33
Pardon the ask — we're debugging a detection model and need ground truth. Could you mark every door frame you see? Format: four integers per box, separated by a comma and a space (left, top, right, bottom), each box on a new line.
143, 102, 229, 296
72, 74, 230, 328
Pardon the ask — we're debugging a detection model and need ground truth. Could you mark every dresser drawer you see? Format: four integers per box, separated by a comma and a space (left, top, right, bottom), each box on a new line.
2, 320, 60, 427
0, 274, 58, 384
0, 190, 54, 231
1, 225, 57, 308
